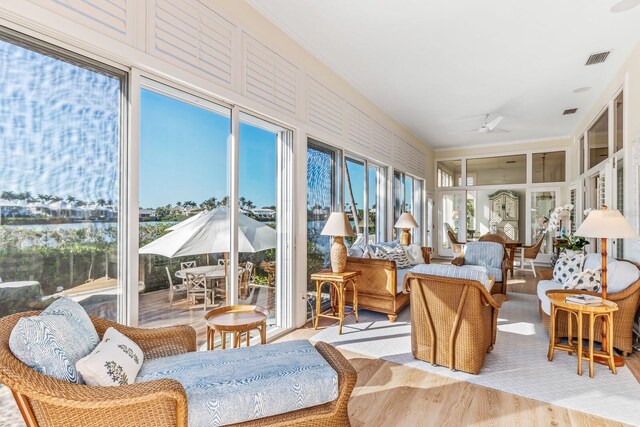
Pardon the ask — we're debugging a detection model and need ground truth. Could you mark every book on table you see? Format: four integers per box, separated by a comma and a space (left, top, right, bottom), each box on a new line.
565, 294, 603, 305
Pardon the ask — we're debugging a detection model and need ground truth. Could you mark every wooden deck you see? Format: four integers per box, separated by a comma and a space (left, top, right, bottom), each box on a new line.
138, 286, 275, 347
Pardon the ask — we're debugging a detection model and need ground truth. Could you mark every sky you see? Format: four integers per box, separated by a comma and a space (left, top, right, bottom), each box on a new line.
140, 89, 277, 209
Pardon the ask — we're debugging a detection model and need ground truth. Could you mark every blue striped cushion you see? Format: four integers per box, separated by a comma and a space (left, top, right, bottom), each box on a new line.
9, 297, 99, 383
464, 241, 504, 269
409, 264, 491, 290
136, 340, 338, 427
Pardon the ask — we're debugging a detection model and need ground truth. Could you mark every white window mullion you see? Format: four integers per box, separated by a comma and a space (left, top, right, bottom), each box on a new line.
228, 106, 240, 306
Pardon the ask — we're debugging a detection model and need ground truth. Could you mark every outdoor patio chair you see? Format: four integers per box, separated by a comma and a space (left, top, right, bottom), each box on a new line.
185, 272, 212, 310
165, 267, 186, 306
180, 261, 196, 269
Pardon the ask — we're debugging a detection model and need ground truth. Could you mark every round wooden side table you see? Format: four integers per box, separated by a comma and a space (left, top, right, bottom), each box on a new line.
547, 292, 618, 378
205, 305, 269, 351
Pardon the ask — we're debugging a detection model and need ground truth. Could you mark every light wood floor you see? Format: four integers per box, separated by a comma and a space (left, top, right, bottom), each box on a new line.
278, 267, 640, 427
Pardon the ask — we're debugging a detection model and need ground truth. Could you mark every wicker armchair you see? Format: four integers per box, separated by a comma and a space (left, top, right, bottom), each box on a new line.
452, 241, 509, 295
403, 272, 507, 374
539, 277, 640, 356
0, 312, 357, 427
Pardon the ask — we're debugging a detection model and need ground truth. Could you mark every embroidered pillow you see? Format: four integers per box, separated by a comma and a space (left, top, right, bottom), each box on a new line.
553, 253, 584, 284
76, 327, 144, 386
9, 297, 99, 383
563, 268, 602, 293
404, 243, 426, 265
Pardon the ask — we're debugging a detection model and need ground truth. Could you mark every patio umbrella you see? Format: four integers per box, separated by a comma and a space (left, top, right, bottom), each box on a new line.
139, 206, 276, 258
166, 210, 205, 231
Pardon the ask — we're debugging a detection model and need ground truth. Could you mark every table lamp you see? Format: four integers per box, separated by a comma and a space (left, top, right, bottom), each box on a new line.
394, 213, 419, 246
575, 205, 636, 366
321, 212, 355, 273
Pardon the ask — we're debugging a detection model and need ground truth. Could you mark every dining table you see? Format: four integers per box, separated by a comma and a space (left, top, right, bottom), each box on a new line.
503, 240, 523, 277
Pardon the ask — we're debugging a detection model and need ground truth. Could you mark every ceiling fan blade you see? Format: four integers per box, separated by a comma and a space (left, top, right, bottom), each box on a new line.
485, 115, 504, 131
448, 129, 478, 134
490, 128, 511, 133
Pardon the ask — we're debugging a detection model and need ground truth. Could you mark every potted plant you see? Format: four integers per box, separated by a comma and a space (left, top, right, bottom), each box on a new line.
555, 233, 590, 256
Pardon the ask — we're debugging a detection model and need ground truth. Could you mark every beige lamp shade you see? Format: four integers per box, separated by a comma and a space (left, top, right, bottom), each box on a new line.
394, 213, 419, 229
575, 208, 637, 239
321, 212, 355, 237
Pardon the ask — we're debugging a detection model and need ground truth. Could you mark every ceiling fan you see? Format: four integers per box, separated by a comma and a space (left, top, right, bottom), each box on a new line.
450, 114, 511, 134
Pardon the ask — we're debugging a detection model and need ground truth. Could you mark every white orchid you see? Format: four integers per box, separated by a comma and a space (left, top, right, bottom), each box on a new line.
546, 204, 574, 232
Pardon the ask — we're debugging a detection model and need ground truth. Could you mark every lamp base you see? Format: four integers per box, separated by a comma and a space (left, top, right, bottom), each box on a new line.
330, 236, 347, 273
400, 228, 411, 246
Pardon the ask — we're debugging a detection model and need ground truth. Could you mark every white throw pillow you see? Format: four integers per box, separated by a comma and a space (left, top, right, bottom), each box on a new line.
553, 253, 584, 284
404, 244, 426, 265
76, 327, 144, 386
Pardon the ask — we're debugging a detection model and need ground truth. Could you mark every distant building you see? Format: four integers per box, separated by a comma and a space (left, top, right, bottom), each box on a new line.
252, 208, 275, 220
139, 209, 157, 219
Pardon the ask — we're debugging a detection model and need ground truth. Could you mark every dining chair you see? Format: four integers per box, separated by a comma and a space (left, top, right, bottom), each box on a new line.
165, 267, 186, 306
517, 234, 545, 277
447, 229, 465, 257
185, 272, 212, 311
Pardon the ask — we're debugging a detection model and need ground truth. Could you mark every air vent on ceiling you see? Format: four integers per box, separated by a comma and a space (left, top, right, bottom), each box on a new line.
563, 108, 578, 115
585, 51, 611, 66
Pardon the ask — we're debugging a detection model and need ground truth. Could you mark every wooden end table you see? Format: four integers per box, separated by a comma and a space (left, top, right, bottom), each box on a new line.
311, 270, 360, 334
205, 305, 269, 350
547, 292, 618, 378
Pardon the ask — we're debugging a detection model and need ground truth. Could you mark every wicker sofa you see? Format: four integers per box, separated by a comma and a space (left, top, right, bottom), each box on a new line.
403, 264, 508, 374
344, 246, 431, 322
537, 254, 640, 356
0, 311, 357, 427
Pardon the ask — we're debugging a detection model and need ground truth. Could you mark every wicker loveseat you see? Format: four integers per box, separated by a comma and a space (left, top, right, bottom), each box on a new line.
537, 254, 640, 356
0, 311, 357, 427
403, 265, 508, 374
344, 246, 431, 322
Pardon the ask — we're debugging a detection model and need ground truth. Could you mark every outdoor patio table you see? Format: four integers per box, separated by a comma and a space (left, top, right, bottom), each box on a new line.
174, 265, 244, 280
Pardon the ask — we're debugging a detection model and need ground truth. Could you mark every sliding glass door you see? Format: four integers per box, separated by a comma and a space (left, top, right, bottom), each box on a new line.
0, 32, 126, 320
138, 81, 292, 345
138, 83, 230, 333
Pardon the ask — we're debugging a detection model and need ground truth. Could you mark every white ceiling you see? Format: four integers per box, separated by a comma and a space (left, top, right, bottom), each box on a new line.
249, 0, 640, 149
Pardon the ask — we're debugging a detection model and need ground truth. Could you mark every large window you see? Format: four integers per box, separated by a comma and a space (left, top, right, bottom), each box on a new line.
588, 109, 609, 170
306, 141, 338, 295
393, 171, 424, 241
0, 34, 125, 320
344, 157, 365, 244
614, 92, 623, 153
532, 151, 566, 183
466, 155, 526, 186
437, 160, 462, 187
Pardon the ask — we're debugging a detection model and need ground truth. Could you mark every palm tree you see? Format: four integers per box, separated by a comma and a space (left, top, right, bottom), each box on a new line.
96, 198, 107, 207
1, 191, 17, 202
66, 195, 77, 206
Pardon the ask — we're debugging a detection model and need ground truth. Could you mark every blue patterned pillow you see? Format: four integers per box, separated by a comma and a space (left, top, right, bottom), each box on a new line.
9, 297, 99, 383
553, 253, 584, 284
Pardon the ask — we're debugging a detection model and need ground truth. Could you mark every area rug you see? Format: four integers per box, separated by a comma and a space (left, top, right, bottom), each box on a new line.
311, 292, 640, 426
